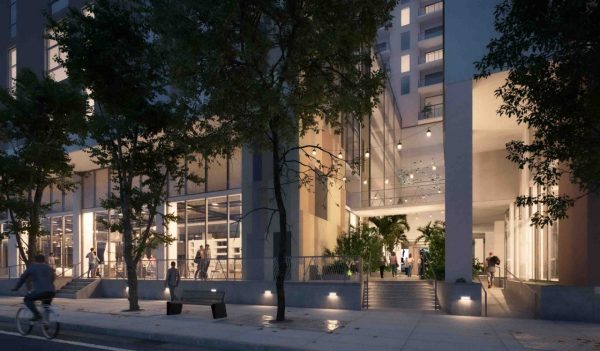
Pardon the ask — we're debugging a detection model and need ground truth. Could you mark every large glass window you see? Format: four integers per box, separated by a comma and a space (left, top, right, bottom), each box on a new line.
401, 55, 410, 73
400, 7, 410, 26
400, 31, 410, 51
46, 33, 67, 81
207, 156, 228, 192
8, 48, 16, 91
401, 76, 410, 95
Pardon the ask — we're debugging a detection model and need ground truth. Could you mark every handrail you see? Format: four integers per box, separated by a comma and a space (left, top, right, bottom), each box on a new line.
476, 275, 488, 317
56, 261, 80, 279
505, 269, 538, 318
1, 263, 26, 279
428, 266, 439, 311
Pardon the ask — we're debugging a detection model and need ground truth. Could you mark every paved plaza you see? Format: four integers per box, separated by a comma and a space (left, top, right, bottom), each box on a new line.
0, 296, 598, 350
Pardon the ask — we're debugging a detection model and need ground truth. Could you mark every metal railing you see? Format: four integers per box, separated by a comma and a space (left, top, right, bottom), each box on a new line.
419, 103, 443, 120
95, 256, 362, 283
418, 27, 444, 41
418, 1, 444, 16
0, 264, 26, 279
428, 266, 440, 311
476, 275, 489, 317
505, 269, 539, 318
419, 74, 444, 87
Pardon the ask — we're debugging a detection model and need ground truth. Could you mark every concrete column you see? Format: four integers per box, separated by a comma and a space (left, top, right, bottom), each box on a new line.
72, 175, 83, 276
493, 221, 505, 277
444, 79, 473, 283
558, 178, 600, 286
7, 234, 20, 277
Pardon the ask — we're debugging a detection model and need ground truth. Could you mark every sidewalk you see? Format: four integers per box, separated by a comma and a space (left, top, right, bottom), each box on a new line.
0, 297, 599, 351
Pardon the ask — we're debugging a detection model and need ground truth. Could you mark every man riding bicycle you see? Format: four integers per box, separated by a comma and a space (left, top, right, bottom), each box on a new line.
12, 254, 56, 321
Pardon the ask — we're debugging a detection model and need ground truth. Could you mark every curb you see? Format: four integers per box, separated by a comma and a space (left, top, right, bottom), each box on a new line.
0, 314, 308, 351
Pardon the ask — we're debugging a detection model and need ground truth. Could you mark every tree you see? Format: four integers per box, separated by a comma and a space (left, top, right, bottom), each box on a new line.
475, 0, 600, 227
369, 215, 410, 253
415, 221, 445, 279
324, 223, 383, 272
152, 0, 397, 321
0, 69, 87, 267
48, 0, 232, 311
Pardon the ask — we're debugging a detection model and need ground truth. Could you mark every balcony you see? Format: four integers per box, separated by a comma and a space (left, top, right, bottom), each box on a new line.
418, 26, 443, 49
418, 1, 443, 17
418, 72, 444, 94
375, 42, 390, 60
419, 103, 443, 121
418, 49, 444, 69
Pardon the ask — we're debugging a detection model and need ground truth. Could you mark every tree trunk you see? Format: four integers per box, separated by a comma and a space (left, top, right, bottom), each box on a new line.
122, 215, 140, 311
271, 132, 288, 322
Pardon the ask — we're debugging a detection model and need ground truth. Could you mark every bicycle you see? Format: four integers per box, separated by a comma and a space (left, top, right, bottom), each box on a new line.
15, 302, 60, 339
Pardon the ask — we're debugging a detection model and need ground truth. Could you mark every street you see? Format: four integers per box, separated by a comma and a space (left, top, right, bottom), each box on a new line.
0, 321, 220, 351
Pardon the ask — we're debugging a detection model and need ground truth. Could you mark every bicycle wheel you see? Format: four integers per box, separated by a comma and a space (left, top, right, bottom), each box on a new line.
15, 308, 33, 336
41, 308, 60, 339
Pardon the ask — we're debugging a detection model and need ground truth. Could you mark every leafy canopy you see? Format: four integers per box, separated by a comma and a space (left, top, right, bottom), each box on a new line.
476, 0, 600, 226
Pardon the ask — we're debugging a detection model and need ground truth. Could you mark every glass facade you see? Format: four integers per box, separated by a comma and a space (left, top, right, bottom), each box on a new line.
39, 215, 73, 275
505, 185, 559, 281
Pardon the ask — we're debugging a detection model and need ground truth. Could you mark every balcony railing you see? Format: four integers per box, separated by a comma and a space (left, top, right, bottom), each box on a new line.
419, 73, 444, 87
375, 42, 389, 53
418, 27, 444, 41
418, 1, 444, 16
419, 103, 444, 120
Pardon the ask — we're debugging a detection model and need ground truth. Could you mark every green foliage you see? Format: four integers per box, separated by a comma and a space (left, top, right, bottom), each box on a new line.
0, 68, 87, 265
476, 0, 600, 227
369, 215, 410, 253
324, 224, 383, 272
48, 0, 232, 310
415, 221, 445, 280
151, 0, 398, 320
473, 257, 484, 277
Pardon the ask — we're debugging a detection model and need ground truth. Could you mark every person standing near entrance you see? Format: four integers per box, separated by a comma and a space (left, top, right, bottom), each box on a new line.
389, 252, 398, 278
86, 248, 98, 278
486, 252, 500, 288
165, 261, 180, 301
194, 246, 204, 280
379, 255, 387, 279
48, 252, 57, 272
407, 253, 414, 277
202, 244, 211, 280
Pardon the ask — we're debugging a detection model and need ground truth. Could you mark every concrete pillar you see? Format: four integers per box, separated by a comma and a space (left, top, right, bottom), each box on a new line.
493, 221, 505, 277
558, 178, 600, 286
444, 79, 473, 283
156, 202, 177, 280
72, 175, 83, 276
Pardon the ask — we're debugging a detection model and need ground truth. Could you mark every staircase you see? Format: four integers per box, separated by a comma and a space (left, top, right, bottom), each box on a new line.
364, 280, 439, 310
55, 278, 99, 299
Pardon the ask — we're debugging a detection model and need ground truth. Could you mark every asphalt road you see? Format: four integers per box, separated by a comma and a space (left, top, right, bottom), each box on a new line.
0, 320, 220, 351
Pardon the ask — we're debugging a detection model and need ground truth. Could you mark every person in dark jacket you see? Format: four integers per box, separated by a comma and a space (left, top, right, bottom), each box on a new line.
12, 254, 56, 321
165, 261, 180, 301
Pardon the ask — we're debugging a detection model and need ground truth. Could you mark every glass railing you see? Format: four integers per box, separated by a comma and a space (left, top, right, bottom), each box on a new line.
419, 74, 444, 87
375, 42, 389, 53
419, 103, 444, 120
419, 27, 444, 41
418, 1, 444, 16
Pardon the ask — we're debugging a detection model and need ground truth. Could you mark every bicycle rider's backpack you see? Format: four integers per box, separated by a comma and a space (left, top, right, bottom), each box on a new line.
492, 256, 500, 265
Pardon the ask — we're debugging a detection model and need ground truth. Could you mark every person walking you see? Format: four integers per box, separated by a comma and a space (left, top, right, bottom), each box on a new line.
86, 248, 98, 278
165, 261, 180, 301
379, 255, 387, 279
202, 244, 211, 280
47, 252, 57, 272
194, 246, 204, 280
389, 252, 398, 278
486, 252, 500, 288
407, 253, 414, 278
11, 254, 56, 321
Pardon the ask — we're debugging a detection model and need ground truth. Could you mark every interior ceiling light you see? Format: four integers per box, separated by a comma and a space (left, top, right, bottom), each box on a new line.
432, 165, 437, 171
342, 176, 347, 182
311, 148, 317, 156
384, 179, 389, 184
396, 141, 403, 150
364, 150, 370, 158
338, 151, 343, 159
409, 173, 414, 179
426, 128, 432, 138
363, 179, 368, 185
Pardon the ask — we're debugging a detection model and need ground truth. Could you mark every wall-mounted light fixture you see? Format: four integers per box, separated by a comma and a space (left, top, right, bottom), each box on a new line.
460, 296, 471, 301
328, 292, 338, 297
426, 128, 432, 138
211, 288, 217, 292
264, 290, 272, 295
364, 150, 370, 158
396, 141, 403, 150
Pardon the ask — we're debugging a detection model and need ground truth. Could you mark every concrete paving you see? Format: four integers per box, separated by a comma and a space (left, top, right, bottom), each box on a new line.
0, 296, 598, 350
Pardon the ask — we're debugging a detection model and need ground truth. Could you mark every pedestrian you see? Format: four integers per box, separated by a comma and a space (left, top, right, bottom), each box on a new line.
48, 252, 57, 272
389, 252, 398, 278
203, 244, 211, 280
86, 248, 98, 278
418, 257, 423, 278
407, 253, 414, 278
486, 252, 500, 288
379, 255, 386, 279
194, 246, 204, 280
165, 261, 180, 301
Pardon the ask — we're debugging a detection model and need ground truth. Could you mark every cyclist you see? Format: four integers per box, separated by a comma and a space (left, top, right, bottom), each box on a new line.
11, 254, 56, 321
